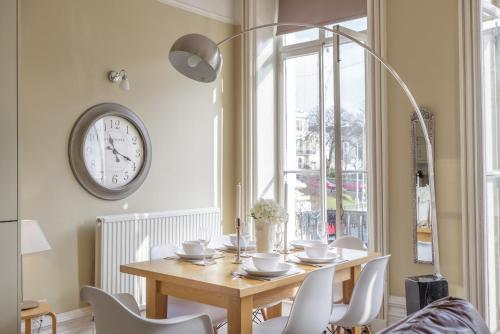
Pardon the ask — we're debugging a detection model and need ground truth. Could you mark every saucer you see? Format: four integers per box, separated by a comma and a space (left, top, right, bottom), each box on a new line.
241, 262, 292, 277
295, 251, 340, 264
175, 248, 216, 260
223, 241, 256, 250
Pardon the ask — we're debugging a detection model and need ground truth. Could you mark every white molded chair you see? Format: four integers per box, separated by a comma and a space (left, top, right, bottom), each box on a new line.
331, 236, 367, 251
81, 286, 214, 334
221, 264, 336, 334
150, 245, 227, 329
331, 236, 367, 303
329, 255, 391, 333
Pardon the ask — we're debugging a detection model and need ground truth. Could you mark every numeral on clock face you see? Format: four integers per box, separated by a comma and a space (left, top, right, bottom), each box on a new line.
83, 116, 144, 189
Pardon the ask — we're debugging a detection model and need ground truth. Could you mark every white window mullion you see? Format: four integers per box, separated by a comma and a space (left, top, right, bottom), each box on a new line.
319, 44, 327, 241
333, 26, 344, 237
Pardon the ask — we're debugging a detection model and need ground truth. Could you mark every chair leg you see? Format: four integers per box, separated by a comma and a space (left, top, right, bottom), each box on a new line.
362, 326, 372, 334
252, 309, 263, 324
260, 308, 268, 321
328, 324, 341, 334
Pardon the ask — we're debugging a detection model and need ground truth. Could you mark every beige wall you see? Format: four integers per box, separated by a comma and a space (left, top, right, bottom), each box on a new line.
386, 0, 463, 297
19, 0, 237, 313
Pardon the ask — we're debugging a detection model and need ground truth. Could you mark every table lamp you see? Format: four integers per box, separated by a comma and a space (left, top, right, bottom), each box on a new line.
21, 219, 51, 310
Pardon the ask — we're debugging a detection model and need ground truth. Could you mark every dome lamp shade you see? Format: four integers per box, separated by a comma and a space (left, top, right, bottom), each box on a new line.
169, 33, 222, 83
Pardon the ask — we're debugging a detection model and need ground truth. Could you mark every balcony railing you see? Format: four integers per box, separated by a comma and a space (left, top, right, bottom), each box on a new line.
294, 209, 368, 244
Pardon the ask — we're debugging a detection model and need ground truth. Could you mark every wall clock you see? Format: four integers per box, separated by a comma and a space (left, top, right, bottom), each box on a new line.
69, 103, 152, 200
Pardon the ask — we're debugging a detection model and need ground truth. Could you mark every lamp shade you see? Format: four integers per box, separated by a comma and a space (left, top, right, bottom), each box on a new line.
169, 33, 222, 83
21, 220, 51, 255
120, 74, 130, 91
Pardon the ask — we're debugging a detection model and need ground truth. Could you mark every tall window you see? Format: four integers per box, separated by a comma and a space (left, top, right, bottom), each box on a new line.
482, 2, 500, 331
280, 18, 369, 244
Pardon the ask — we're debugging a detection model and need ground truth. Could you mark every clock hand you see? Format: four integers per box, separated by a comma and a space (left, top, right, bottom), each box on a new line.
115, 151, 132, 162
107, 136, 133, 162
106, 146, 121, 163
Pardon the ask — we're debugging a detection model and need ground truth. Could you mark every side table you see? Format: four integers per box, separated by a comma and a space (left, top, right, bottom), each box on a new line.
21, 302, 56, 334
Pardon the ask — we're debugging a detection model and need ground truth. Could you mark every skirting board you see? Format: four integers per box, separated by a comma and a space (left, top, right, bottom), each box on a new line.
22, 296, 408, 332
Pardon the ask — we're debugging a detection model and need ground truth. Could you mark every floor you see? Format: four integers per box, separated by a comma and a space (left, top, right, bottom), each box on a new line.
29, 304, 291, 334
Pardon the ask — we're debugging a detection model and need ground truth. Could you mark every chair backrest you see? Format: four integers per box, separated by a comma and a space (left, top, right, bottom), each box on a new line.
331, 236, 367, 251
150, 244, 177, 260
81, 286, 213, 334
283, 265, 336, 334
113, 293, 141, 315
339, 255, 390, 326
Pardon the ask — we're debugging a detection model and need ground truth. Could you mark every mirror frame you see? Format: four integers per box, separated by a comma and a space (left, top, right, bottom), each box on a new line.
411, 108, 435, 264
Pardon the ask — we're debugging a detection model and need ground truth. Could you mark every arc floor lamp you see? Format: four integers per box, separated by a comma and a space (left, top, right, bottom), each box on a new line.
168, 22, 441, 277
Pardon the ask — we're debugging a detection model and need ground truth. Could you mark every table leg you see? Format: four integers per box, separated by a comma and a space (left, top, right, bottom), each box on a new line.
49, 312, 57, 333
227, 296, 253, 334
146, 278, 167, 319
263, 302, 282, 320
342, 265, 362, 334
25, 318, 32, 334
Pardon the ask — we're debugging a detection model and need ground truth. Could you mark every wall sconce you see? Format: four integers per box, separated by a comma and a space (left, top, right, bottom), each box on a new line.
108, 69, 130, 91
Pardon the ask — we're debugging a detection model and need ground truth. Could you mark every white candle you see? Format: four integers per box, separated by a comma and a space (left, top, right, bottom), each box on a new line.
284, 181, 289, 253
284, 182, 288, 211
236, 183, 241, 221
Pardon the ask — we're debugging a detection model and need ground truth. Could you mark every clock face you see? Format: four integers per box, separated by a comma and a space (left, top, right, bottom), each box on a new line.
83, 116, 145, 189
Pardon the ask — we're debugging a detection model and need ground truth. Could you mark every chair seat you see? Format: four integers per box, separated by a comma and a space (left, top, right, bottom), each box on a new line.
168, 297, 227, 325
219, 316, 288, 334
329, 304, 348, 324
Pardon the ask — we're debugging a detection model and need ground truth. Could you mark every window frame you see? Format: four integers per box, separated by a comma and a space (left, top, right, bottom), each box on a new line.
278, 24, 370, 242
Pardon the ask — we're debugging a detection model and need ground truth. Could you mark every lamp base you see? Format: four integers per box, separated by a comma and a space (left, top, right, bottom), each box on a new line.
21, 300, 39, 311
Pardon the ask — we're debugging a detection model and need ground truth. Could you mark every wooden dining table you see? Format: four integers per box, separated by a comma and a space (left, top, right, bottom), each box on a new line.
120, 248, 381, 334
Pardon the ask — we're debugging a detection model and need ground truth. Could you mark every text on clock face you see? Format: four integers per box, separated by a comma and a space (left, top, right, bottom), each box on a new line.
83, 116, 145, 189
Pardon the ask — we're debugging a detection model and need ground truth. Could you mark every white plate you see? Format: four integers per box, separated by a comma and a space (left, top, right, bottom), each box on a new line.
295, 251, 340, 264
290, 240, 324, 249
241, 262, 292, 277
223, 241, 256, 250
175, 248, 216, 260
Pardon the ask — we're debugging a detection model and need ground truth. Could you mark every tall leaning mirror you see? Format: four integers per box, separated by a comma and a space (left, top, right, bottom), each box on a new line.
412, 109, 435, 264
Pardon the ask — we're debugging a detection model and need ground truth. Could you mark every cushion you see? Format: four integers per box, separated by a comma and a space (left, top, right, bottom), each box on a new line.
378, 297, 489, 334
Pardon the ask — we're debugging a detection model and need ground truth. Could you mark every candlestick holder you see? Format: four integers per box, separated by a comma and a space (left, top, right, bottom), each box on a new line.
232, 218, 243, 264
281, 216, 291, 254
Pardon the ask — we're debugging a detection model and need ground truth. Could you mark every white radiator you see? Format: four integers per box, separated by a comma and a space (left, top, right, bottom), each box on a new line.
95, 208, 222, 306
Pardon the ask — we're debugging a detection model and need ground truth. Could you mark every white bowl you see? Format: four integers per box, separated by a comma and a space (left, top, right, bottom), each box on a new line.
229, 233, 251, 246
252, 253, 281, 271
291, 239, 324, 249
182, 241, 203, 255
304, 243, 329, 258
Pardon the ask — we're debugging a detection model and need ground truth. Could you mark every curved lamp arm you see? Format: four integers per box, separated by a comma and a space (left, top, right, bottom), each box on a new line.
172, 22, 441, 276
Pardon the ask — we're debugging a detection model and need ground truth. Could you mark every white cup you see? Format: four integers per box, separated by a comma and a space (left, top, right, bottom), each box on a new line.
229, 233, 251, 246
304, 243, 329, 258
182, 241, 203, 255
252, 253, 280, 271
303, 240, 324, 246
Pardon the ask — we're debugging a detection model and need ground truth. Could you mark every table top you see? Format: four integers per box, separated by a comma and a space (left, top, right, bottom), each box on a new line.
120, 248, 380, 298
21, 302, 53, 319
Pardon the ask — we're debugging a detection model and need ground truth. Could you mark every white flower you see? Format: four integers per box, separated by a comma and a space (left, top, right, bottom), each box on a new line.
250, 199, 288, 225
